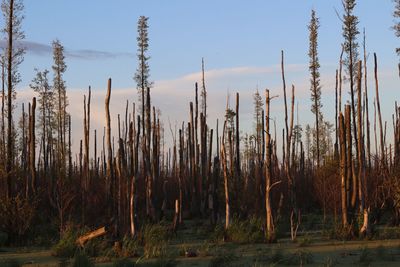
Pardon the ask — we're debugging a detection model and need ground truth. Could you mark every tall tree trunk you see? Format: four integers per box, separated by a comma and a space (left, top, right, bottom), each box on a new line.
6, 0, 14, 200
30, 98, 36, 194
105, 78, 114, 223
374, 53, 385, 167
339, 112, 348, 227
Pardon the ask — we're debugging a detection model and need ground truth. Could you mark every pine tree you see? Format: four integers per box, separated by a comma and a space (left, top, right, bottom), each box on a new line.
308, 9, 322, 167
393, 0, 400, 56
134, 16, 152, 139
342, 0, 360, 163
1, 0, 25, 199
30, 68, 54, 177
52, 39, 68, 177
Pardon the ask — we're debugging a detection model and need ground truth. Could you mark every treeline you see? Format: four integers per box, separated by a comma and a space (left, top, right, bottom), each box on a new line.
0, 0, 400, 246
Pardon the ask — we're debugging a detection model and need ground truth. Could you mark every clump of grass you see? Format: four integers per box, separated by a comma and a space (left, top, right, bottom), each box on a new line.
226, 216, 264, 244
136, 257, 177, 267
297, 234, 313, 247
51, 227, 79, 258
122, 235, 140, 257
0, 259, 21, 267
142, 223, 168, 258
208, 223, 225, 244
197, 241, 216, 257
378, 226, 400, 240
71, 250, 94, 267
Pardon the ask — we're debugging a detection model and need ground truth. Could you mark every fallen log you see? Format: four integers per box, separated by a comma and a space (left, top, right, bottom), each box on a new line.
76, 226, 106, 247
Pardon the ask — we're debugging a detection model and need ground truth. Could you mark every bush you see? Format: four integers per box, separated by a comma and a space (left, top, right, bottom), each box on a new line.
52, 226, 79, 257
226, 216, 264, 243
142, 223, 168, 258
122, 235, 140, 257
71, 251, 94, 267
0, 196, 36, 244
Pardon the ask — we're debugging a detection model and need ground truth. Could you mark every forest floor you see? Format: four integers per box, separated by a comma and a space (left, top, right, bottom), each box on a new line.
2, 219, 400, 266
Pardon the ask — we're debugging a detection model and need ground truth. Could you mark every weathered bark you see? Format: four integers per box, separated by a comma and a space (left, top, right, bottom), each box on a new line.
221, 121, 230, 229
265, 89, 279, 242
339, 112, 348, 227
105, 78, 114, 220
363, 30, 371, 169
29, 97, 37, 194
374, 53, 385, 166
6, 0, 14, 199
235, 93, 240, 177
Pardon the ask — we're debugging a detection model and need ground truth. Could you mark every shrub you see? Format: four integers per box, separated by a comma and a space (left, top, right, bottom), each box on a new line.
71, 251, 94, 267
142, 223, 168, 258
122, 235, 140, 257
51, 226, 79, 257
0, 196, 36, 244
84, 237, 109, 257
226, 216, 264, 244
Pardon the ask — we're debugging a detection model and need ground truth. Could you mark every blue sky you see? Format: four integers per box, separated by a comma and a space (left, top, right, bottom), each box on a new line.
9, 0, 400, 154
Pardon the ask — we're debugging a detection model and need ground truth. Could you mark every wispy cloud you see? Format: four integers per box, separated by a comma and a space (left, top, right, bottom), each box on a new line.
0, 40, 134, 60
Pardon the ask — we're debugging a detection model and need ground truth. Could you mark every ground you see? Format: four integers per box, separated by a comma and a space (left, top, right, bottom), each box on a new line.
2, 219, 400, 266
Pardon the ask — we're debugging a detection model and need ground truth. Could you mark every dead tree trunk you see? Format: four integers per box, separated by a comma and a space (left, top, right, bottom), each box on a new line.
221, 121, 230, 229
105, 78, 114, 224
30, 97, 36, 194
374, 53, 385, 167
265, 89, 279, 242
339, 112, 348, 227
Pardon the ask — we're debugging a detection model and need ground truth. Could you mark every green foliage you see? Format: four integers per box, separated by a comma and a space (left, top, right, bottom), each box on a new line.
51, 226, 79, 258
84, 237, 109, 257
0, 196, 36, 243
71, 251, 94, 267
208, 224, 225, 244
122, 235, 140, 257
377, 226, 400, 240
142, 223, 168, 258
113, 258, 135, 267
226, 216, 264, 244
323, 221, 353, 240
297, 234, 313, 247
0, 259, 21, 267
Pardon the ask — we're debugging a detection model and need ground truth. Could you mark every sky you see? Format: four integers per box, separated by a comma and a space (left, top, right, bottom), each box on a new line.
4, 0, 400, 156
